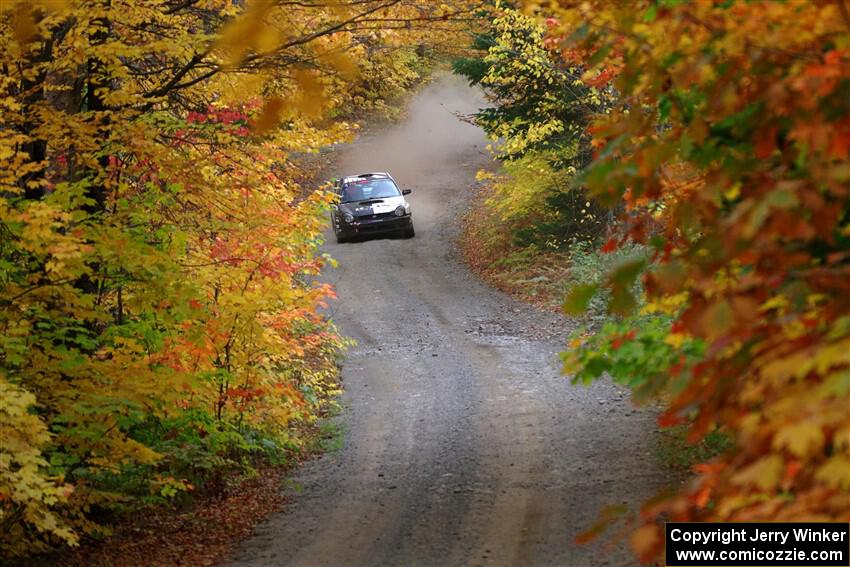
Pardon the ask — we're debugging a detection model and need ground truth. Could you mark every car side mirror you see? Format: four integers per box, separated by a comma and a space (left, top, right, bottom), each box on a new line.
402, 189, 412, 195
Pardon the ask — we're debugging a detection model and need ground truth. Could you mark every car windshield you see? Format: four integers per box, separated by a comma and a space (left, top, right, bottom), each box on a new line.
341, 179, 400, 202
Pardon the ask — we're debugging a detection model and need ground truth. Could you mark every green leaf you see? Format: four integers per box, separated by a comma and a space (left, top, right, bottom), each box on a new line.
608, 286, 637, 316
563, 283, 599, 315
608, 257, 647, 287
588, 44, 612, 67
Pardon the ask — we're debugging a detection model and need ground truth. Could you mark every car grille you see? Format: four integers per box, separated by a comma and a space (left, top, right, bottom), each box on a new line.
357, 212, 394, 220
354, 213, 405, 233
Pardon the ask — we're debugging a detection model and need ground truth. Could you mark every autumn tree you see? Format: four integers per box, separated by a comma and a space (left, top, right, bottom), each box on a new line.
0, 0, 481, 557
516, 0, 850, 562
455, 6, 613, 248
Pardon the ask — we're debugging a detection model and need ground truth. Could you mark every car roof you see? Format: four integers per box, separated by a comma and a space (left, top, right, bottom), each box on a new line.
340, 172, 394, 185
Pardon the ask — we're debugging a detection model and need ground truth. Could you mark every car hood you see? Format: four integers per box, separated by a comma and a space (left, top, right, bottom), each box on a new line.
339, 195, 407, 217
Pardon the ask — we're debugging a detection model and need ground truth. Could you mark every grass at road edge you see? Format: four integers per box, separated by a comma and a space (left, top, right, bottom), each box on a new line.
306, 404, 346, 455
459, 180, 572, 312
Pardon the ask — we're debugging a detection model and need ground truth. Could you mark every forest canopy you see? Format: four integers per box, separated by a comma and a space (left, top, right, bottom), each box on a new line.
0, 0, 479, 558
511, 0, 850, 561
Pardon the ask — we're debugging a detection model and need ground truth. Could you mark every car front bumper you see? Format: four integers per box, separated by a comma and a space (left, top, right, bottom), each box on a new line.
338, 215, 412, 237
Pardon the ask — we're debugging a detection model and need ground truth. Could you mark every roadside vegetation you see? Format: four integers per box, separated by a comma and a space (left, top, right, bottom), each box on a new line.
456, 6, 621, 313
460, 1, 850, 562
0, 1, 477, 561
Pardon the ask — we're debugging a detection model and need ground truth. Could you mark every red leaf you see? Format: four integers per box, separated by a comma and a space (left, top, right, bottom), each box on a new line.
830, 118, 850, 158
658, 411, 683, 427
755, 125, 778, 159
601, 237, 619, 253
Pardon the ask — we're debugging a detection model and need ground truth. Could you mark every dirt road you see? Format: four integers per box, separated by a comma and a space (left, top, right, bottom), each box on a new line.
224, 74, 662, 567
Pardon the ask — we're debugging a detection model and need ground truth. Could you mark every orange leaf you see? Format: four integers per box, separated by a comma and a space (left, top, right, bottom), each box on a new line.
693, 486, 711, 508
631, 524, 661, 563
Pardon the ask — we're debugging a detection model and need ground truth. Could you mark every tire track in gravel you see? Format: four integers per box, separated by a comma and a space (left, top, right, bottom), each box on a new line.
223, 73, 664, 567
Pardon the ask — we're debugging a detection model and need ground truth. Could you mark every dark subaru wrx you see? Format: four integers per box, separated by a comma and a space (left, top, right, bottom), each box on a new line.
331, 172, 415, 243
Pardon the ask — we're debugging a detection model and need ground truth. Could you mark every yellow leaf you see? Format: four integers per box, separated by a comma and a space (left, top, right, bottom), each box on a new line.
700, 299, 733, 340
254, 24, 280, 54
732, 455, 783, 491
10, 2, 36, 45
815, 456, 850, 490
293, 69, 325, 119
323, 49, 359, 80
0, 144, 15, 161
834, 425, 850, 451
773, 422, 825, 457
814, 338, 850, 375
253, 96, 285, 134
760, 294, 788, 313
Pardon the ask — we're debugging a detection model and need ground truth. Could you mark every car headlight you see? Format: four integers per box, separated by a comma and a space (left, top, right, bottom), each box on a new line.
393, 206, 405, 217
343, 213, 354, 223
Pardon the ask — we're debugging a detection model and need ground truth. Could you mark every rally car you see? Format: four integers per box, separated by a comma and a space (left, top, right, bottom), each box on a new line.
331, 172, 415, 243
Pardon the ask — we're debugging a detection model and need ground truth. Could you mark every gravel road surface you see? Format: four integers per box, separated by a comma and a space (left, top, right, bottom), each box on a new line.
224, 74, 662, 567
